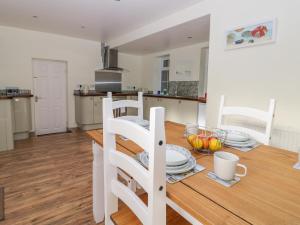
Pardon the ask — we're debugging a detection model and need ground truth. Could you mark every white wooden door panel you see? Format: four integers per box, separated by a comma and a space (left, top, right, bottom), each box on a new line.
33, 59, 67, 135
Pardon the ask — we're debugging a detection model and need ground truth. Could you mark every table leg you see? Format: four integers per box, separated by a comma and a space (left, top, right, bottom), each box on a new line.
92, 141, 105, 223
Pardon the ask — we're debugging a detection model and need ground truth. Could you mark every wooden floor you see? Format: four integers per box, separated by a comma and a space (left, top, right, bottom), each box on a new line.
0, 130, 103, 225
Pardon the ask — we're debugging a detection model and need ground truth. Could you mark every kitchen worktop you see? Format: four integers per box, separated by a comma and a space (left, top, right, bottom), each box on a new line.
0, 94, 33, 100
73, 91, 206, 103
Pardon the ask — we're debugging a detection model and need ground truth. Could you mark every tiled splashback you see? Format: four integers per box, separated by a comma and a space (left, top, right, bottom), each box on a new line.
168, 81, 199, 97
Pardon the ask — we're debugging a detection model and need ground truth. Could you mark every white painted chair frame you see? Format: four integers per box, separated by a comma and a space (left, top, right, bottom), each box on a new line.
107, 92, 145, 191
103, 97, 166, 225
217, 95, 276, 145
107, 92, 144, 120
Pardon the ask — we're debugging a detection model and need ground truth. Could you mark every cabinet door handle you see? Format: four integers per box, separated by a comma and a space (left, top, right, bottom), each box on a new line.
34, 96, 42, 102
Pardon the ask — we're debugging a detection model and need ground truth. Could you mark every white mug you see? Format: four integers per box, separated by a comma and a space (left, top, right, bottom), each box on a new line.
214, 151, 247, 181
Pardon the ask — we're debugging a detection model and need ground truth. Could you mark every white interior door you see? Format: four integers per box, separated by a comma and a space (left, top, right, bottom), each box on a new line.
33, 59, 67, 135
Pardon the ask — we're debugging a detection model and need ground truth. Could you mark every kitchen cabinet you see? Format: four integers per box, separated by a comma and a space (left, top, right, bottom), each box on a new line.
143, 97, 150, 119
126, 95, 138, 116
143, 97, 198, 124
93, 96, 103, 124
75, 96, 103, 130
79, 96, 94, 124
0, 100, 14, 151
143, 97, 158, 119
12, 97, 32, 140
177, 100, 198, 124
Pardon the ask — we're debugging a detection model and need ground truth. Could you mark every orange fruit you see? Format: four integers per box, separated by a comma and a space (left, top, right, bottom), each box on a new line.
202, 138, 209, 149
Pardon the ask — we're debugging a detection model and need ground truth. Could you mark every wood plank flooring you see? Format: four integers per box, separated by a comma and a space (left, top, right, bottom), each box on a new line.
0, 131, 103, 225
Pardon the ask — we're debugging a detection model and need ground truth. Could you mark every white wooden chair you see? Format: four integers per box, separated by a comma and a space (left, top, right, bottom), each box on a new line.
107, 92, 144, 120
217, 95, 276, 145
103, 97, 167, 225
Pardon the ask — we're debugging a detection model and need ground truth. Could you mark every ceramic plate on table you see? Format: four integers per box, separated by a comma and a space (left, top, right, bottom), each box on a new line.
165, 144, 191, 166
137, 151, 196, 175
144, 144, 191, 166
225, 130, 250, 142
135, 119, 150, 128
225, 139, 257, 147
119, 116, 149, 128
166, 157, 196, 175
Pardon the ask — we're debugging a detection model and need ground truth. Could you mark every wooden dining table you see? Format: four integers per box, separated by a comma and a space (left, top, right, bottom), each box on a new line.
87, 121, 300, 225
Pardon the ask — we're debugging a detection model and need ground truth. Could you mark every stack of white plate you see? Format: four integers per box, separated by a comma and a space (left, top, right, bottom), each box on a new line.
137, 144, 196, 174
224, 130, 257, 148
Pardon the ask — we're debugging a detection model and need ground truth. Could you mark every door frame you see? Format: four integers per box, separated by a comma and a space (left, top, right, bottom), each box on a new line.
32, 58, 68, 135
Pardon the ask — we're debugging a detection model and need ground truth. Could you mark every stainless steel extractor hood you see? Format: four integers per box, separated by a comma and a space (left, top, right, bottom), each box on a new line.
101, 44, 124, 71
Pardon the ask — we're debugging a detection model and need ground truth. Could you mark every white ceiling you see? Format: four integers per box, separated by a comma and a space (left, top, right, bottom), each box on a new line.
117, 15, 210, 55
0, 0, 203, 42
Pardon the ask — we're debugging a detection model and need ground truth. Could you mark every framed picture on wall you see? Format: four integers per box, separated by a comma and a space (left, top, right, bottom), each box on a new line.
225, 18, 277, 50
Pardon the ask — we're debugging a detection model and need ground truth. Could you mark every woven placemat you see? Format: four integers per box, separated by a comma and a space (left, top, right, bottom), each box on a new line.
207, 171, 240, 187
0, 187, 4, 221
294, 162, 300, 170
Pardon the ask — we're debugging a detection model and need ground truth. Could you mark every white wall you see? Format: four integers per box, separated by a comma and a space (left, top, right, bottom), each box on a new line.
139, 42, 209, 92
118, 53, 143, 90
0, 26, 101, 129
206, 0, 300, 147
111, 0, 300, 151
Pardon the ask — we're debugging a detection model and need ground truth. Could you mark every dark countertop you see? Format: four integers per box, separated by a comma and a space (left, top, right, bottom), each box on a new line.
143, 94, 206, 103
74, 91, 136, 97
0, 94, 34, 100
74, 91, 206, 103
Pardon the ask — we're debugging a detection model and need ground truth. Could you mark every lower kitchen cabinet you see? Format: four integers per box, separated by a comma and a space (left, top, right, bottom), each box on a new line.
126, 95, 138, 116
0, 100, 14, 151
93, 96, 103, 124
143, 97, 198, 124
12, 97, 32, 140
75, 96, 103, 130
75, 95, 198, 130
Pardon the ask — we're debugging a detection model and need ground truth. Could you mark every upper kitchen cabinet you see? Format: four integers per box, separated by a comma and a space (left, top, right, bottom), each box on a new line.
0, 100, 14, 151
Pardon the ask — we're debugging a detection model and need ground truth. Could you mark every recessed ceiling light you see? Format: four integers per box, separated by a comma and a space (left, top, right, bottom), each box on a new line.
32, 16, 38, 19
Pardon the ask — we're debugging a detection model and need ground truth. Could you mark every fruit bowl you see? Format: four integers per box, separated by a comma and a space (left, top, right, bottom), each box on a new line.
186, 127, 227, 154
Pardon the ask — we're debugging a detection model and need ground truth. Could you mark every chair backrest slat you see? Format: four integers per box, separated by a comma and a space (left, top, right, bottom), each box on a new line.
217, 95, 276, 145
109, 118, 150, 150
108, 92, 143, 120
222, 106, 269, 122
111, 180, 148, 224
109, 151, 150, 192
103, 97, 166, 225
